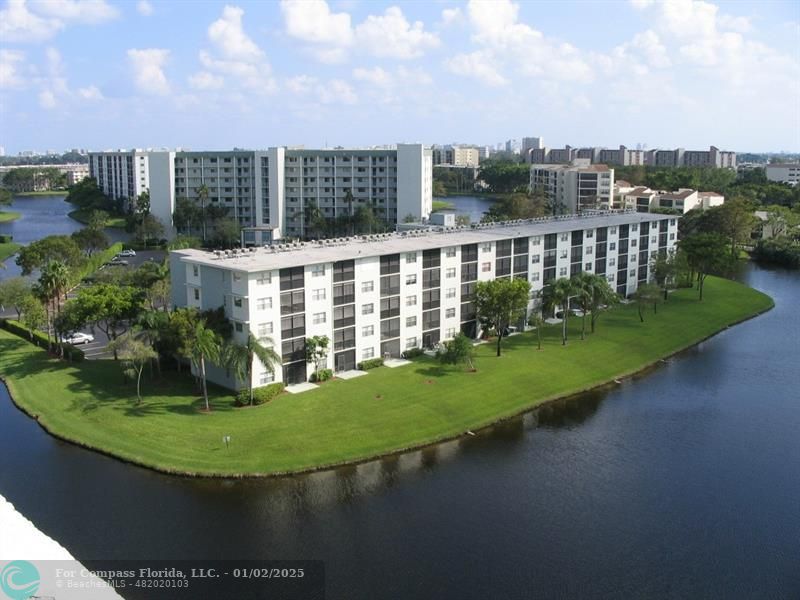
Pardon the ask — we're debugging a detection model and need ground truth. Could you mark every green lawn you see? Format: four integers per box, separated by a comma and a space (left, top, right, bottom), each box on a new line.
68, 208, 127, 228
0, 210, 21, 223
0, 276, 773, 477
15, 190, 68, 197
432, 200, 454, 212
0, 241, 22, 261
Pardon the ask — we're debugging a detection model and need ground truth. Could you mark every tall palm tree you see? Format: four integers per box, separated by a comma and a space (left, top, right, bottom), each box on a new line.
550, 278, 575, 346
38, 260, 70, 354
135, 310, 171, 375
224, 333, 280, 405
571, 272, 595, 340
190, 321, 221, 412
197, 184, 210, 243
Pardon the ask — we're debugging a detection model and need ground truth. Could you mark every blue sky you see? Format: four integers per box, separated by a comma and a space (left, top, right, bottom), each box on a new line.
1, 0, 798, 154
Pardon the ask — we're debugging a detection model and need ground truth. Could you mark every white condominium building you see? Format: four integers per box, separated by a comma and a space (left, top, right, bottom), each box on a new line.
88, 149, 151, 209
530, 162, 615, 213
765, 163, 800, 185
614, 183, 725, 213
170, 211, 678, 389
528, 145, 736, 169
432, 145, 481, 168
89, 144, 433, 239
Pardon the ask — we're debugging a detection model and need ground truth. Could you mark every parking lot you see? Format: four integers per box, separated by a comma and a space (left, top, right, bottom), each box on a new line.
0, 249, 167, 360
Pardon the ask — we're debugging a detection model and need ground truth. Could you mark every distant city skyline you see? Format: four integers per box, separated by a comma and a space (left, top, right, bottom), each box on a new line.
1, 0, 798, 154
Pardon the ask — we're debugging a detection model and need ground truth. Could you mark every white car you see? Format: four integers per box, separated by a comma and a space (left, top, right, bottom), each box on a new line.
118, 249, 136, 257
65, 332, 95, 345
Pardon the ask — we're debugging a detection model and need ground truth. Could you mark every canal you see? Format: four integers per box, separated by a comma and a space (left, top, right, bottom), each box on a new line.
0, 194, 129, 280
0, 266, 798, 598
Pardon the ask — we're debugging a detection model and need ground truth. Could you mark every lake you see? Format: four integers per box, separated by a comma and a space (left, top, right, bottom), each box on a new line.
0, 265, 798, 599
0, 194, 129, 279
437, 194, 495, 223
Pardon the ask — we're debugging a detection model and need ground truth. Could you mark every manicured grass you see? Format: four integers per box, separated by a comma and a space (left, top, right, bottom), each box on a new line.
0, 276, 773, 477
0, 242, 22, 261
15, 190, 67, 197
0, 210, 21, 223
68, 208, 127, 228
432, 200, 454, 212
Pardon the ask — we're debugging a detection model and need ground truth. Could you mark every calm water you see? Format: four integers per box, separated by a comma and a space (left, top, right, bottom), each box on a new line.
438, 194, 494, 223
1, 264, 799, 599
0, 194, 128, 279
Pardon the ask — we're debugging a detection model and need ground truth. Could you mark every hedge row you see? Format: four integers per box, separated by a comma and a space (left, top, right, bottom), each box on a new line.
401, 348, 425, 359
310, 368, 333, 382
74, 242, 124, 285
358, 358, 384, 370
0, 234, 12, 243
0, 318, 85, 362
234, 382, 285, 406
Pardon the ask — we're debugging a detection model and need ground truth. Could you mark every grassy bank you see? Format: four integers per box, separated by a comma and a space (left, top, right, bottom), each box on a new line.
67, 207, 127, 229
432, 200, 454, 212
0, 211, 21, 223
0, 276, 773, 477
15, 191, 68, 197
0, 242, 22, 261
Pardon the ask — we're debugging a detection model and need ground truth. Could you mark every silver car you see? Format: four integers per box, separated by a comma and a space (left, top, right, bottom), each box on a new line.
64, 332, 95, 345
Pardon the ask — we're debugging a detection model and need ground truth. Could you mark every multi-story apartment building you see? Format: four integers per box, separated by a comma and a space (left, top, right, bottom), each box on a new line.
526, 145, 735, 169
88, 149, 151, 209
530, 162, 615, 213
765, 163, 800, 185
90, 144, 432, 239
170, 212, 678, 389
432, 145, 481, 168
615, 183, 725, 213
521, 137, 544, 154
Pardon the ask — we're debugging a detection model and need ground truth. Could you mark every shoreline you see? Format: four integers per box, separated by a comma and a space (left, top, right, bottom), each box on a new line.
1, 294, 774, 480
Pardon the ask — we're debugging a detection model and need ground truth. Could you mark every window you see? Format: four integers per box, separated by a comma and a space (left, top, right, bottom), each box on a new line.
333, 282, 355, 305
406, 337, 417, 349
233, 273, 242, 282
610, 227, 617, 235
406, 295, 417, 306
256, 271, 271, 285
670, 219, 677, 226
361, 281, 374, 293
334, 305, 355, 328
311, 264, 325, 277
234, 297, 243, 308
406, 274, 417, 285
481, 262, 491, 272
609, 258, 616, 267
532, 254, 540, 264
445, 308, 456, 318
312, 288, 326, 301
362, 347, 375, 360
586, 230, 594, 238
585, 263, 592, 271
380, 296, 401, 319
559, 267, 567, 277
362, 303, 374, 315
560, 249, 568, 259
280, 267, 304, 290
670, 233, 676, 240
531, 236, 542, 246
313, 312, 326, 324
235, 322, 243, 332
193, 288, 200, 300
446, 328, 456, 338
259, 372, 274, 385
333, 260, 354, 282
481, 243, 492, 253
446, 267, 456, 278
630, 270, 636, 277
406, 252, 417, 263
445, 247, 456, 257
256, 297, 272, 310
446, 287, 456, 299
257, 322, 273, 337
585, 247, 593, 255
631, 239, 638, 247
531, 272, 540, 282
560, 233, 569, 242
362, 325, 374, 337
192, 265, 199, 277
406, 316, 417, 327
610, 242, 616, 251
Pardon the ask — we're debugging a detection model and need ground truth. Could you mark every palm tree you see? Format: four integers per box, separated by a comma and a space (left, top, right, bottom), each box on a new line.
197, 184, 210, 242
135, 310, 171, 375
571, 272, 596, 340
224, 333, 280, 405
550, 278, 575, 346
190, 321, 221, 412
38, 260, 70, 354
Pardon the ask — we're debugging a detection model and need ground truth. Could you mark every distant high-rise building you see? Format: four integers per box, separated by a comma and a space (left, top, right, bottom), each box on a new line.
521, 137, 544, 153
530, 161, 615, 213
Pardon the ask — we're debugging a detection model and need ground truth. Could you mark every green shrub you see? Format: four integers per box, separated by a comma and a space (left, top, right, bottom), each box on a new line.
0, 234, 12, 243
401, 348, 425, 359
357, 358, 384, 370
234, 382, 285, 406
0, 318, 85, 362
310, 368, 333, 382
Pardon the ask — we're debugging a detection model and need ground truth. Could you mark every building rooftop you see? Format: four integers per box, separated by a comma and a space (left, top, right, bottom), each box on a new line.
175, 211, 672, 272
766, 163, 800, 168
659, 189, 696, 200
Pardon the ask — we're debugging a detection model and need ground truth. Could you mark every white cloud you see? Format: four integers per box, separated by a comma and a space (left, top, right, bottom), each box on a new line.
352, 66, 392, 87
286, 75, 318, 94
444, 51, 507, 86
355, 7, 440, 59
188, 71, 224, 90
136, 0, 153, 17
127, 48, 171, 95
208, 5, 264, 62
30, 0, 118, 24
77, 84, 103, 100
441, 7, 463, 27
0, 49, 27, 89
718, 14, 751, 33
281, 0, 353, 45
318, 79, 357, 104
38, 89, 56, 109
0, 0, 62, 42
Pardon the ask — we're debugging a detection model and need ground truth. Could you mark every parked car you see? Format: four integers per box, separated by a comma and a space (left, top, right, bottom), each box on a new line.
108, 257, 129, 266
64, 332, 95, 345
118, 249, 136, 257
